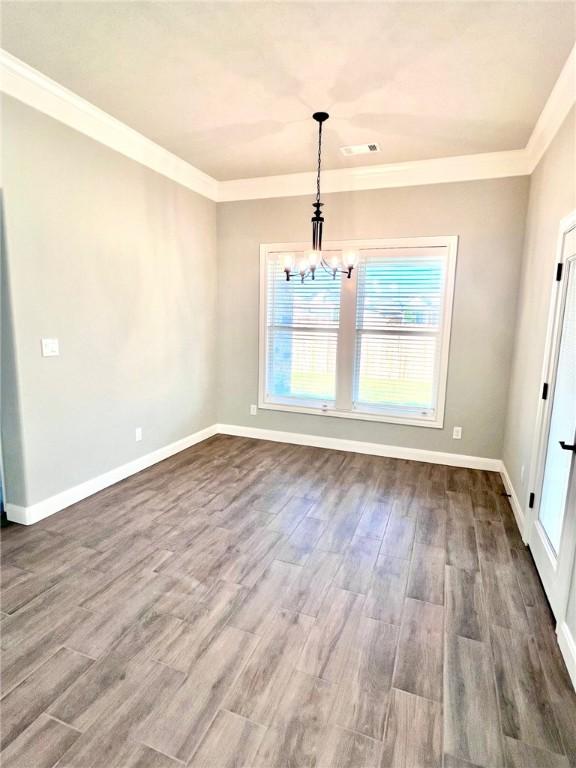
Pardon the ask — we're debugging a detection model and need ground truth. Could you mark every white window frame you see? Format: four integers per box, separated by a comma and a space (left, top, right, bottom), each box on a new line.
259, 236, 458, 429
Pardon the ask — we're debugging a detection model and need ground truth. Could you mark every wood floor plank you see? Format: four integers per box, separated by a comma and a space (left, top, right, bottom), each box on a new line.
510, 548, 548, 610
498, 500, 525, 550
286, 516, 325, 550
415, 505, 447, 549
332, 617, 398, 740
296, 586, 365, 683
253, 670, 336, 768
444, 633, 504, 767
228, 559, 301, 635
355, 501, 391, 540
225, 610, 314, 725
407, 541, 445, 605
471, 489, 502, 522
334, 535, 381, 595
393, 598, 444, 702
503, 736, 570, 768
380, 514, 416, 559
446, 519, 479, 571
267, 496, 314, 535
0, 565, 32, 592
0, 647, 92, 749
447, 491, 474, 521
380, 688, 442, 768
188, 710, 265, 768
1, 606, 93, 695
491, 625, 563, 755
316, 508, 364, 554
65, 581, 167, 658
107, 744, 182, 768
474, 520, 511, 564
57, 658, 185, 768
135, 626, 260, 763
481, 561, 529, 632
282, 549, 342, 617
445, 565, 487, 641
48, 611, 182, 731
365, 555, 409, 625
526, 606, 576, 705
0, 714, 80, 768
151, 581, 248, 672
318, 725, 382, 768
446, 470, 471, 495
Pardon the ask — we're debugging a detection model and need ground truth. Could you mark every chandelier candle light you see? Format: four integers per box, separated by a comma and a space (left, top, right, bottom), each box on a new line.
283, 112, 358, 282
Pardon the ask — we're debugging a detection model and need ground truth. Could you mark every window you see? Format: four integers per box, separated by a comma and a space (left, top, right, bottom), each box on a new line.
259, 237, 457, 428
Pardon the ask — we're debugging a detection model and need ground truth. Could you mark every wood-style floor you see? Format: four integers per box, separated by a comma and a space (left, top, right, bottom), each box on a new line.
1, 435, 575, 768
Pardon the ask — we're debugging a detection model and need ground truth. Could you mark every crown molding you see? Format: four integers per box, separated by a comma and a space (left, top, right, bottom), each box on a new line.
0, 49, 219, 201
216, 149, 530, 202
1, 44, 574, 202
525, 43, 576, 173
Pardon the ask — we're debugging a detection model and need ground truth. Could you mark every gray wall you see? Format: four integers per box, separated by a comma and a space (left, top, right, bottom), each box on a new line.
217, 178, 529, 459
503, 107, 576, 503
1, 96, 218, 506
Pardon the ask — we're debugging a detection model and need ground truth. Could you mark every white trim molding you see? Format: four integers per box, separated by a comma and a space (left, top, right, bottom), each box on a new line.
216, 423, 502, 471
217, 150, 529, 201
0, 49, 219, 201
2, 44, 574, 201
526, 43, 576, 173
5, 424, 218, 525
5, 421, 506, 525
557, 621, 576, 690
499, 462, 527, 543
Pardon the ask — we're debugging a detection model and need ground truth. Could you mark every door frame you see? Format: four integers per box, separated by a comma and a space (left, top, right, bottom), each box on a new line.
527, 209, 576, 620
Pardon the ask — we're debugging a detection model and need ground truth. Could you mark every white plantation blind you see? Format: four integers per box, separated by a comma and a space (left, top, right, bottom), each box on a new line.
265, 257, 341, 405
260, 239, 456, 428
354, 251, 447, 417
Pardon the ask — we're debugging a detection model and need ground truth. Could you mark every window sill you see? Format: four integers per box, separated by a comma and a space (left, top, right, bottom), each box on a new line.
258, 399, 444, 429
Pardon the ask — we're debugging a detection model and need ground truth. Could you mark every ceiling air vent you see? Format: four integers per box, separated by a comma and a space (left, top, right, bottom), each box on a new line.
340, 143, 381, 156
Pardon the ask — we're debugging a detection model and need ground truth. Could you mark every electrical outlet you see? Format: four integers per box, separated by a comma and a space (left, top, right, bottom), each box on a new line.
452, 426, 462, 440
135, 427, 143, 442
41, 338, 59, 357
250, 404, 258, 416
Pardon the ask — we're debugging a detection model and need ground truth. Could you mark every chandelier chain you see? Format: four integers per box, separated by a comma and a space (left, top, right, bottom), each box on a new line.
316, 120, 323, 205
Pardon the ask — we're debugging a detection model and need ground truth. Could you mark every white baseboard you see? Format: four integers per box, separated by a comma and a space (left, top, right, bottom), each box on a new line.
5, 422, 505, 526
557, 621, 576, 691
499, 462, 527, 543
5, 424, 218, 526
216, 423, 502, 471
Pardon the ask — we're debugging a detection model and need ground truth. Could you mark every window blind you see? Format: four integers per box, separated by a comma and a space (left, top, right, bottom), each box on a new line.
266, 257, 342, 405
353, 253, 446, 417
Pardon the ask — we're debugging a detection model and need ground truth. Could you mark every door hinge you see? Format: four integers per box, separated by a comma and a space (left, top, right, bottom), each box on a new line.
556, 262, 563, 281
542, 382, 549, 400
529, 492, 535, 509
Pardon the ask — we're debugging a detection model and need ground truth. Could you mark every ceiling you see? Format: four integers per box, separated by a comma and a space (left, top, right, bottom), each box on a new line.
2, 2, 575, 181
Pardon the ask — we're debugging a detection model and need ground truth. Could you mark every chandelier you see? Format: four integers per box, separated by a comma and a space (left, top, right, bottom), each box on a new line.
283, 112, 357, 282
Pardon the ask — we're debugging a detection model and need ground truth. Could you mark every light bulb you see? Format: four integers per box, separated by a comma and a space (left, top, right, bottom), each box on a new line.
307, 249, 320, 268
343, 249, 358, 268
328, 253, 340, 270
282, 252, 295, 272
298, 257, 308, 273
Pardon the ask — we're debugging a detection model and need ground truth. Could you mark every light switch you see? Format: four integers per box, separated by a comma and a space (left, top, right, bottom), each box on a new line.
41, 338, 60, 357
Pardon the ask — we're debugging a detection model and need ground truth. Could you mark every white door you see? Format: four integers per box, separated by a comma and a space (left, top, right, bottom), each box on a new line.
530, 220, 576, 620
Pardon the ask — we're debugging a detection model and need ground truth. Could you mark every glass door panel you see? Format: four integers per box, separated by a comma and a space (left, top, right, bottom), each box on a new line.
539, 258, 576, 554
